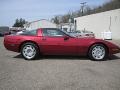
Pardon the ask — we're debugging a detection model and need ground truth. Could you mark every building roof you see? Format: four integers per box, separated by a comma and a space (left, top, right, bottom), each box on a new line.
24, 19, 55, 25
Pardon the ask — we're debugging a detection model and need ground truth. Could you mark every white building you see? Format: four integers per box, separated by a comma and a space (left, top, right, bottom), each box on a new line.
59, 23, 75, 32
24, 19, 57, 30
74, 9, 120, 40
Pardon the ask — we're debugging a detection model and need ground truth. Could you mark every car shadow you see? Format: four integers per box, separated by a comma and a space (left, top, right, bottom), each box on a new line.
13, 54, 23, 58
13, 54, 88, 60
41, 55, 88, 60
13, 54, 120, 61
108, 55, 120, 61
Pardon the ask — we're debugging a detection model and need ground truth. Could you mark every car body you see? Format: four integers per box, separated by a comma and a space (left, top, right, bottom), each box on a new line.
69, 30, 95, 38
4, 28, 120, 60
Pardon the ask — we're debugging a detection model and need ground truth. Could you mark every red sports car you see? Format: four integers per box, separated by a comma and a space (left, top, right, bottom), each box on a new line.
4, 28, 120, 61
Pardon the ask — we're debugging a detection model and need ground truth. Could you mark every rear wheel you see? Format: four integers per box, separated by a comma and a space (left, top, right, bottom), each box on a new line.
88, 44, 108, 61
21, 42, 39, 60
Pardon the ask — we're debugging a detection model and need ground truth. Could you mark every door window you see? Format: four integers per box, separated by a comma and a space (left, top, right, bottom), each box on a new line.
43, 29, 66, 37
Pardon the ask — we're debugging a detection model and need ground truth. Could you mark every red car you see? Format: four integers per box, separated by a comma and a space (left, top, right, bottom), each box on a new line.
4, 28, 120, 61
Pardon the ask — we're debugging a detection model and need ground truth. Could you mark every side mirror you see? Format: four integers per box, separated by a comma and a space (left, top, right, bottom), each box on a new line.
64, 35, 69, 40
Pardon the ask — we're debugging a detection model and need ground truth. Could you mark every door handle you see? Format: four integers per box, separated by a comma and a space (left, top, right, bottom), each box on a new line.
42, 37, 46, 40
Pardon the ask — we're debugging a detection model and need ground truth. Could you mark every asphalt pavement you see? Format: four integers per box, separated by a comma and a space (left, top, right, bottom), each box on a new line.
0, 37, 120, 90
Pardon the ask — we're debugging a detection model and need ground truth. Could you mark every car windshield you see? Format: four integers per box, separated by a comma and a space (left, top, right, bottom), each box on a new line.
61, 30, 75, 37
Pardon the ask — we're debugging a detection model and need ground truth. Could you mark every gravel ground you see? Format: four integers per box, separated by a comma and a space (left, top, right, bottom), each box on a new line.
0, 37, 120, 90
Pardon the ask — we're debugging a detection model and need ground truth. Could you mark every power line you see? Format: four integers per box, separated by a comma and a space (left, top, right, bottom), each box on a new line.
80, 2, 87, 16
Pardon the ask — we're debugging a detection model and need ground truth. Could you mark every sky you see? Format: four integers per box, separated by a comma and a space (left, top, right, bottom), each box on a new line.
0, 0, 110, 26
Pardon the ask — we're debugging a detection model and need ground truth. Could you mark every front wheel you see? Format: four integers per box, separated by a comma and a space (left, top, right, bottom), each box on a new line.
21, 42, 39, 60
88, 44, 108, 61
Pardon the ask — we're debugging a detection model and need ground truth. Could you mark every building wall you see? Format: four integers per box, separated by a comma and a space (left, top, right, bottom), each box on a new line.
74, 9, 120, 39
24, 19, 57, 30
60, 23, 74, 32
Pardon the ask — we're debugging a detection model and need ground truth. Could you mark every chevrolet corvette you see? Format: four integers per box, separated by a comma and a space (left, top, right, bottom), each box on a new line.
4, 28, 120, 61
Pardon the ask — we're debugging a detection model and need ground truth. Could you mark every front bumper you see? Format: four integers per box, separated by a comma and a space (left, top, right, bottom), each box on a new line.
110, 47, 120, 54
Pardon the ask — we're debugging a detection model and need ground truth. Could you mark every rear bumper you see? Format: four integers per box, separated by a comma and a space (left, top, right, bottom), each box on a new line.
4, 41, 20, 52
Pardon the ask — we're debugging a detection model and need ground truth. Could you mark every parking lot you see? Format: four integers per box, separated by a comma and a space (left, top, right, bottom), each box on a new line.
0, 37, 120, 90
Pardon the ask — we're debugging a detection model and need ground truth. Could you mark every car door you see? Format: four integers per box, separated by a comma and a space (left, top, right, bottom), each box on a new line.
40, 28, 78, 55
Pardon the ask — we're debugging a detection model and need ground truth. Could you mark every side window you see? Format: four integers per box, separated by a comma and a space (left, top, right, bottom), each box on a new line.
20, 30, 37, 36
43, 29, 65, 37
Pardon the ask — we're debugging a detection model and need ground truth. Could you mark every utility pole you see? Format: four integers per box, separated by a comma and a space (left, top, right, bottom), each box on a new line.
80, 2, 87, 16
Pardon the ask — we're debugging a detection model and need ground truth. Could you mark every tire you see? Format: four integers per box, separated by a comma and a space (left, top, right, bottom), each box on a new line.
88, 44, 108, 61
21, 42, 39, 60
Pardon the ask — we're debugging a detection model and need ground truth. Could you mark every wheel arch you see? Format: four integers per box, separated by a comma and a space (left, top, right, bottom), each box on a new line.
87, 42, 109, 55
19, 40, 40, 53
